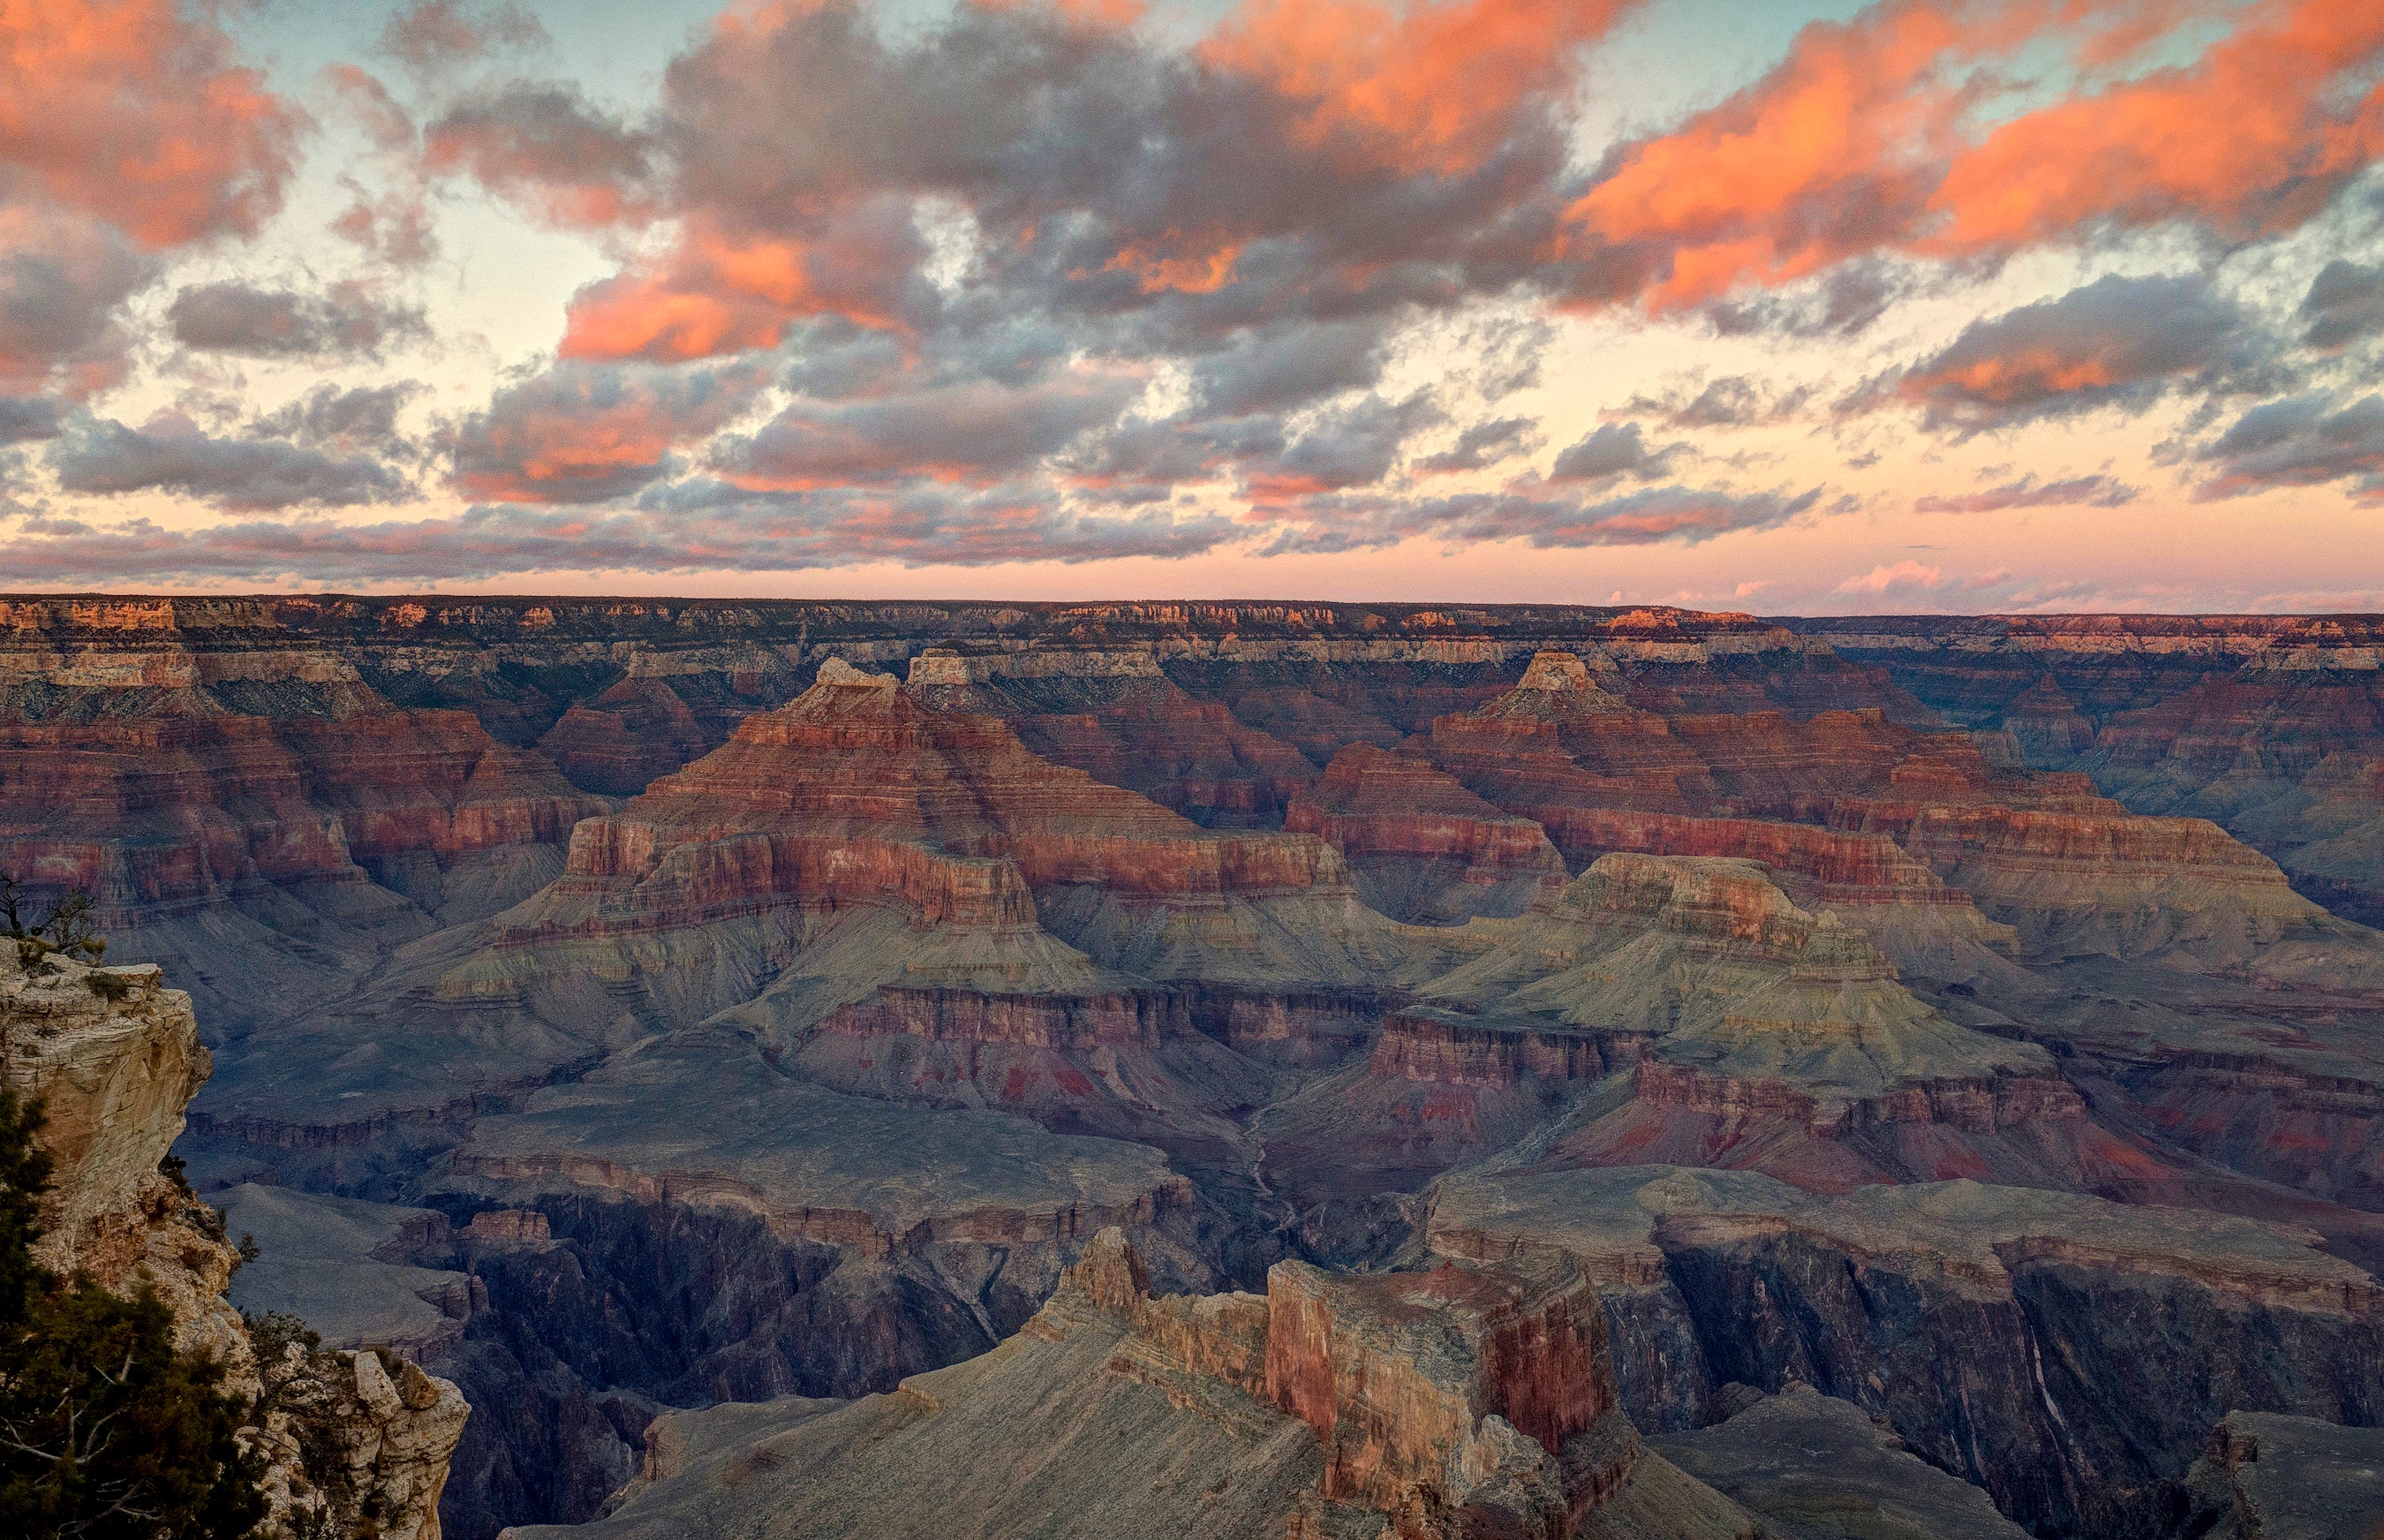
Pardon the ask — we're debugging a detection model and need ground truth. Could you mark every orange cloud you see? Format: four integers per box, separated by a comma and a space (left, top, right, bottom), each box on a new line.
1564, 0, 2384, 311
0, 0, 306, 250
449, 362, 766, 504
561, 209, 919, 362
1562, 0, 2016, 310
1098, 236, 1243, 294
1928, 0, 2384, 253
1203, 0, 1637, 174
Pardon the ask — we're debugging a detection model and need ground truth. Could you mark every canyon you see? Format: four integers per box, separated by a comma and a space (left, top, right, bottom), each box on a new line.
2, 596, 2381, 1536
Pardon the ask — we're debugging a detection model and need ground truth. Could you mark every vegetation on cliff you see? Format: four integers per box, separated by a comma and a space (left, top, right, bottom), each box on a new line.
0, 954, 267, 1537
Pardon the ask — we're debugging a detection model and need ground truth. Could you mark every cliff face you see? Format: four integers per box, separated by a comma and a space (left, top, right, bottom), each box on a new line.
2, 947, 466, 1540
1430, 1166, 2384, 1539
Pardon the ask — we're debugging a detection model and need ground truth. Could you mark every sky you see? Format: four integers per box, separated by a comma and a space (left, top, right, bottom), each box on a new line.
0, 0, 2380, 613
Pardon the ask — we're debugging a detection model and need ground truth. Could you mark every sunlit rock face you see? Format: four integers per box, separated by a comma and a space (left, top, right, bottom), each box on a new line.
7, 596, 2384, 1539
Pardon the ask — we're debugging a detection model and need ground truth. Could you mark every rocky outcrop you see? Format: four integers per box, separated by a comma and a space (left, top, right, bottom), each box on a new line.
1997, 676, 2099, 768
3, 947, 467, 1540
0, 638, 604, 1034
2174, 1410, 2384, 1539
1286, 744, 1567, 923
1892, 804, 2384, 980
1522, 805, 2024, 986
504, 1229, 1760, 1540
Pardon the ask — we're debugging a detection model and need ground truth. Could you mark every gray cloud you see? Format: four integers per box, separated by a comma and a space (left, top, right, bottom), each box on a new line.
2302, 260, 2384, 350
718, 373, 1143, 489
1257, 481, 1822, 555
382, 0, 547, 79
167, 281, 429, 360
1707, 260, 1910, 339
1415, 416, 1538, 474
2195, 393, 2384, 501
1886, 272, 2261, 435
0, 397, 62, 445
1913, 473, 2139, 513
48, 415, 413, 511
0, 212, 152, 395
0, 486, 1235, 585
253, 383, 428, 452
1549, 420, 1688, 483
1621, 374, 1814, 431
426, 80, 657, 226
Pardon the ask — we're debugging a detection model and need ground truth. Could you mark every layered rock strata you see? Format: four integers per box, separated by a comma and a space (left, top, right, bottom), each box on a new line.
1286, 744, 1567, 923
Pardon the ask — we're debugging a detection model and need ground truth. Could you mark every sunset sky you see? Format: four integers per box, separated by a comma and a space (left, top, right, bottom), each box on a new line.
1, 0, 2380, 611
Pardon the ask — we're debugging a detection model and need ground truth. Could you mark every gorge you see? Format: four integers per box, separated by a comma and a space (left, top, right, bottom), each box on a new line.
5, 596, 2384, 1537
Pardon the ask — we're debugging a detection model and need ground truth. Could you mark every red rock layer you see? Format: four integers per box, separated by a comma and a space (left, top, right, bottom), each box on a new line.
511, 669, 1350, 942
1365, 1011, 1621, 1088
0, 706, 599, 924
1286, 744, 1564, 879
1545, 807, 1976, 911
537, 677, 709, 796
1264, 1255, 1611, 1507
812, 985, 1184, 1052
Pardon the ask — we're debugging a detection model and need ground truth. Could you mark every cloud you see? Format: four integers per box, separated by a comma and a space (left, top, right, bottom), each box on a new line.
1558, 0, 2384, 311
1415, 415, 1537, 473
1835, 558, 1943, 594
1705, 258, 1912, 338
167, 282, 429, 360
0, 208, 151, 396
0, 0, 307, 251
425, 80, 657, 228
2195, 392, 2384, 500
253, 383, 428, 452
1197, 0, 1637, 175
1257, 481, 1823, 554
1242, 391, 1437, 499
324, 65, 439, 268
0, 396, 62, 445
2302, 260, 2384, 350
1913, 472, 2139, 512
0, 488, 1237, 585
1620, 374, 1813, 430
446, 360, 766, 504
1547, 420, 1687, 482
1885, 272, 2258, 434
1925, 0, 2384, 255
381, 0, 547, 79
47, 414, 413, 511
716, 373, 1143, 491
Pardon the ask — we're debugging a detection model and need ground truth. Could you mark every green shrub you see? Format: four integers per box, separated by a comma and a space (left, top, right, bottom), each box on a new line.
0, 1083, 268, 1539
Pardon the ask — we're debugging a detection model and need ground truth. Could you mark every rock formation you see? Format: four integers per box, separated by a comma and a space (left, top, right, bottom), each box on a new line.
1, 943, 466, 1540
2174, 1411, 2384, 1539
502, 1229, 1762, 1540
5, 597, 2382, 1538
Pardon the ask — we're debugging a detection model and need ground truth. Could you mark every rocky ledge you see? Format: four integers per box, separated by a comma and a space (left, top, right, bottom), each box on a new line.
2, 947, 467, 1540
